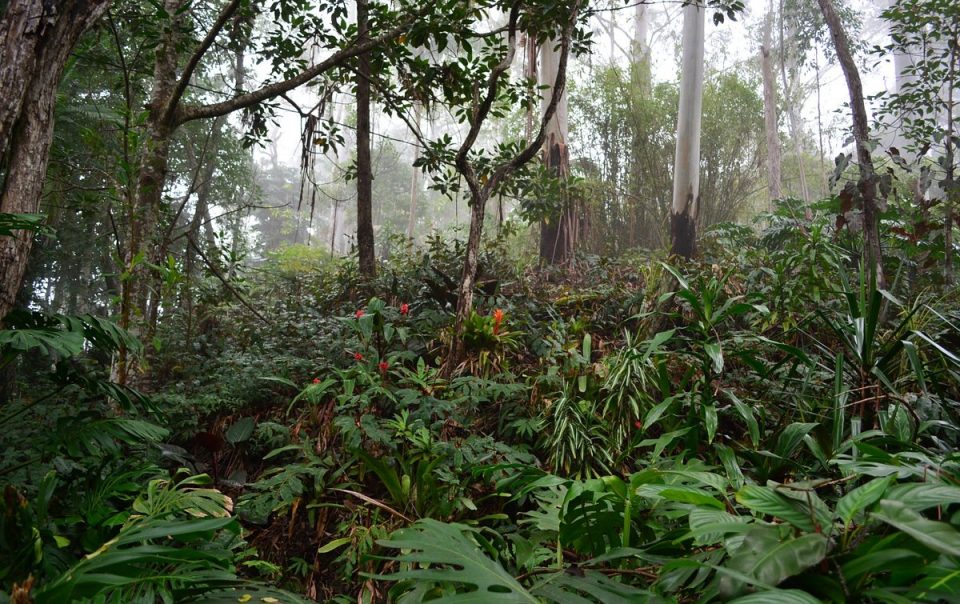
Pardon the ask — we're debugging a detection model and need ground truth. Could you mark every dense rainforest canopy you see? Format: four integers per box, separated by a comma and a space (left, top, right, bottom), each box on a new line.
1, 0, 959, 601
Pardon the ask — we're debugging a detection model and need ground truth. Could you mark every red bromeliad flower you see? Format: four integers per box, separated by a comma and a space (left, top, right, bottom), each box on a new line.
492, 308, 504, 335
355, 309, 365, 319
312, 377, 321, 384
378, 360, 389, 375
353, 352, 364, 361
399, 303, 409, 316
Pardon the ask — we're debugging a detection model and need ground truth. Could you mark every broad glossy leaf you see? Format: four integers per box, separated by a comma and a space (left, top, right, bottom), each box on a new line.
688, 508, 751, 545
873, 500, 960, 557
636, 484, 724, 509
728, 530, 829, 589
736, 485, 817, 532
728, 589, 821, 604
841, 547, 923, 580
884, 483, 960, 512
377, 520, 537, 603
837, 476, 895, 526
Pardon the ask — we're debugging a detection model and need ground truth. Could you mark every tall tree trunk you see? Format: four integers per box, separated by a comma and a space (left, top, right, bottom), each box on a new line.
0, 0, 111, 322
944, 39, 956, 284
631, 2, 651, 91
818, 0, 885, 287
538, 37, 575, 265
778, 0, 810, 204
115, 0, 183, 383
670, 1, 705, 258
524, 34, 537, 143
761, 3, 783, 203
356, 0, 376, 278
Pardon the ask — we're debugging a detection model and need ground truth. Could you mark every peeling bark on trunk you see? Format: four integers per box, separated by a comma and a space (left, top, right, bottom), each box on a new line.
818, 0, 885, 288
670, 1, 705, 259
761, 4, 783, 203
0, 0, 111, 323
356, 0, 376, 278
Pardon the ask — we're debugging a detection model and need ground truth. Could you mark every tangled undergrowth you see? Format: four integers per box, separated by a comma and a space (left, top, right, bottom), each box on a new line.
2, 206, 960, 603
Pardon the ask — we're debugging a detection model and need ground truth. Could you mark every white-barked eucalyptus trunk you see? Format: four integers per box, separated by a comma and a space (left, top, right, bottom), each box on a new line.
670, 0, 705, 258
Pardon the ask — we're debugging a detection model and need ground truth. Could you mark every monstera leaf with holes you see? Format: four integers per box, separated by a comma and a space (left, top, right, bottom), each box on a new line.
377, 519, 658, 603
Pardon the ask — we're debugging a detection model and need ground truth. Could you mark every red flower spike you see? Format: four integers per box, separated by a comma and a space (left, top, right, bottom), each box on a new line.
634, 420, 643, 430
355, 309, 365, 319
312, 377, 321, 384
492, 308, 504, 335
354, 352, 364, 361
378, 361, 389, 375
400, 303, 409, 316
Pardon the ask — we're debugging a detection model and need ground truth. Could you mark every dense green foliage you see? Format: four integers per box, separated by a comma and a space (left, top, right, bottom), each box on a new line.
2, 0, 959, 602
3, 201, 959, 602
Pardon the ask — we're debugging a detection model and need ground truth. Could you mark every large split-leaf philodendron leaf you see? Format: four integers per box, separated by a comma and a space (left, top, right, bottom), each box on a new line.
377, 519, 657, 603
377, 519, 539, 603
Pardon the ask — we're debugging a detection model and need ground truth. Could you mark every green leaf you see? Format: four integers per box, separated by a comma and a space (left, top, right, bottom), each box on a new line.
636, 484, 725, 509
774, 423, 818, 459
0, 212, 49, 236
705, 342, 724, 373
837, 476, 895, 526
727, 528, 829, 589
705, 404, 718, 443
883, 483, 960, 512
317, 536, 353, 554
736, 486, 817, 532
728, 589, 822, 604
872, 500, 960, 557
643, 397, 675, 429
375, 519, 540, 603
687, 508, 751, 545
841, 548, 923, 580
225, 417, 255, 444
725, 391, 759, 447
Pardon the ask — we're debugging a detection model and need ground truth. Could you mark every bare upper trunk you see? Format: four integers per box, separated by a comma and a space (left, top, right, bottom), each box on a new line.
778, 1, 810, 203
631, 2, 651, 91
538, 37, 576, 265
0, 0, 111, 322
670, 1, 705, 259
761, 3, 783, 203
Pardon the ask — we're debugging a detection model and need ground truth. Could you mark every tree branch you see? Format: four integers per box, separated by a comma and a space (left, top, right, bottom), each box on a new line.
164, 0, 244, 125
484, 0, 580, 199
174, 10, 424, 126
454, 0, 524, 201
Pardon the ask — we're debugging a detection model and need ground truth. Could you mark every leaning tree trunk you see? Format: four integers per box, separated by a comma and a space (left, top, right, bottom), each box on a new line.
761, 2, 783, 203
0, 0, 111, 323
538, 37, 576, 265
817, 0, 885, 287
356, 0, 376, 278
670, 0, 705, 258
